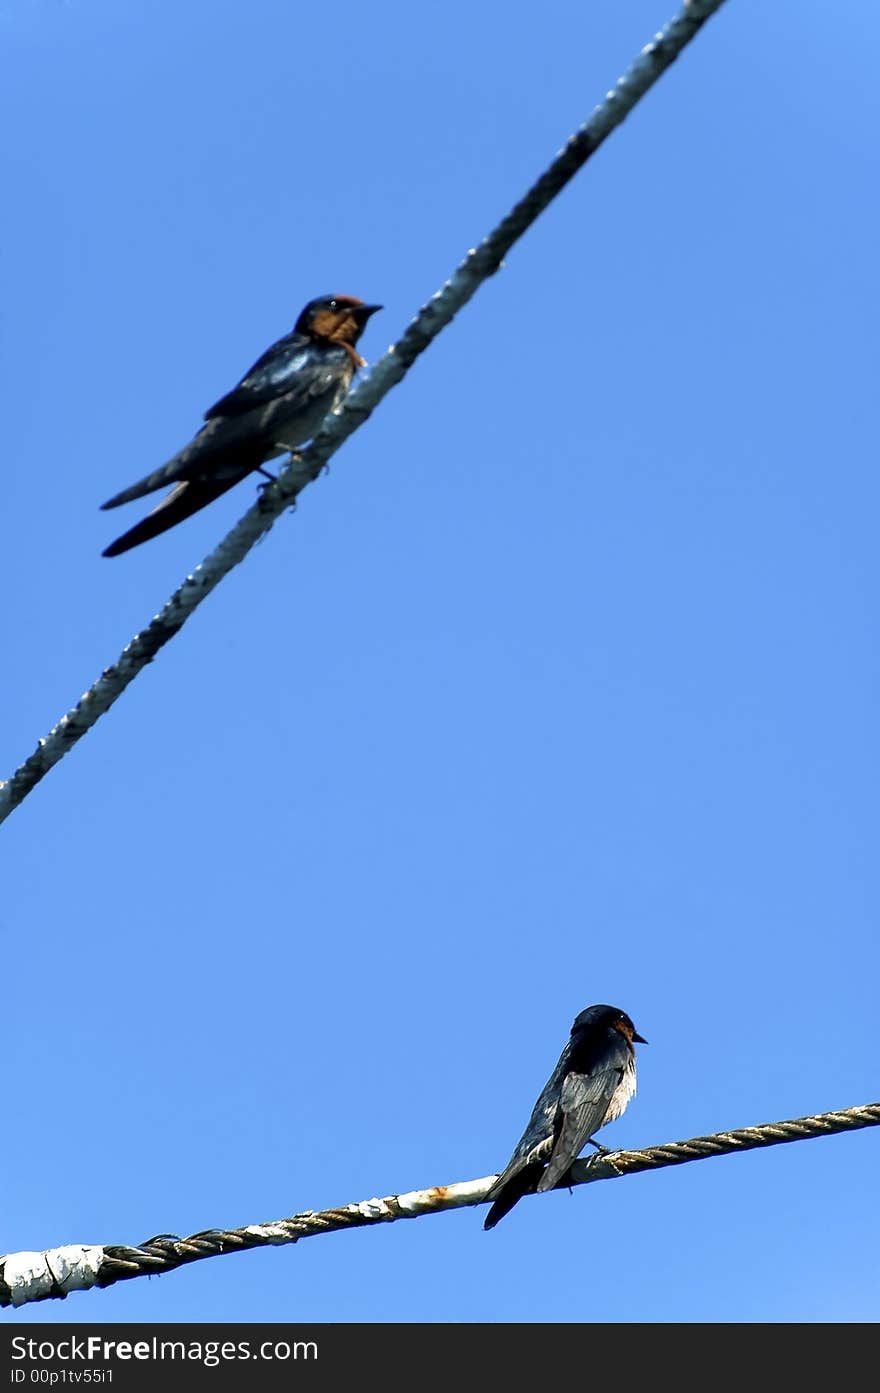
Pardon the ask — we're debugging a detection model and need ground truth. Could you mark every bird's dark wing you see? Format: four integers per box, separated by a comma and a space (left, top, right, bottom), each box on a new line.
101, 346, 345, 513
99, 417, 248, 510
101, 471, 254, 557
204, 332, 316, 417
483, 1042, 574, 1229
537, 1034, 635, 1193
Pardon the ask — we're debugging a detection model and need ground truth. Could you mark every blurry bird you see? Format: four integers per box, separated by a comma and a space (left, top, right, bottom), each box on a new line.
483, 1003, 647, 1230
101, 294, 381, 556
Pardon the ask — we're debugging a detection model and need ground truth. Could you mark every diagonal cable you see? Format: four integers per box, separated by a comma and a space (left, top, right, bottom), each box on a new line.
0, 0, 728, 826
1, 1101, 876, 1308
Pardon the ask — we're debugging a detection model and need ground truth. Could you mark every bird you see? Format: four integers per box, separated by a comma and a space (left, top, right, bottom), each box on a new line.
100, 294, 382, 556
483, 1003, 647, 1230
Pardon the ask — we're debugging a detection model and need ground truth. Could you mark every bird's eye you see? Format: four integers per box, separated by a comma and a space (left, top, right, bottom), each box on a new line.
327, 300, 338, 311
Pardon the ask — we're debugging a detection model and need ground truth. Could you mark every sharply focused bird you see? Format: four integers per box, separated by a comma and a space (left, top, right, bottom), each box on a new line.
483, 1003, 647, 1230
100, 294, 382, 556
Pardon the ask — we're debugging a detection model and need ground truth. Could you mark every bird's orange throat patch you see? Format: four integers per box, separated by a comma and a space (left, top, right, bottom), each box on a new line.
309, 310, 367, 369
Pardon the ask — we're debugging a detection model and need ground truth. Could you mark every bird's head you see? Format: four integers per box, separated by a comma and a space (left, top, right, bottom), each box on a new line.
572, 1004, 647, 1044
296, 295, 382, 365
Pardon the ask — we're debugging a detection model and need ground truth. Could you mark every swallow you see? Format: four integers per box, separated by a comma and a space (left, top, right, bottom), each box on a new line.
483, 1003, 646, 1230
100, 294, 382, 556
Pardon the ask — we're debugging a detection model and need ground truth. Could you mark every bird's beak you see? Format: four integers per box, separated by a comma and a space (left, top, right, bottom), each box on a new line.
356, 304, 383, 319
633, 1032, 648, 1044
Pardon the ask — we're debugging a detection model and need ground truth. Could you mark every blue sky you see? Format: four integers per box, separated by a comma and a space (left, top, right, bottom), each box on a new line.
2, 0, 878, 1323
